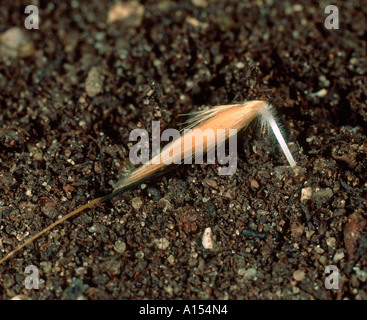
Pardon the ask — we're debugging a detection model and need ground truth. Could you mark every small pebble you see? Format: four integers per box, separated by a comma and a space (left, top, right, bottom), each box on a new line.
312, 88, 328, 98
167, 254, 175, 265
250, 179, 260, 189
107, 1, 144, 26
132, 197, 142, 209
314, 188, 333, 201
0, 27, 34, 58
153, 238, 170, 250
319, 75, 330, 87
191, 0, 208, 7
88, 225, 96, 233
333, 251, 345, 263
314, 246, 325, 254
306, 229, 315, 239
237, 268, 246, 276
76, 267, 87, 276
354, 268, 367, 282
135, 251, 144, 259
301, 187, 312, 201
319, 255, 327, 266
293, 270, 305, 282
241, 268, 257, 279
202, 227, 213, 250
164, 286, 173, 295
40, 261, 52, 274
203, 178, 218, 189
114, 241, 126, 253
326, 237, 336, 247
85, 66, 104, 97
11, 295, 28, 300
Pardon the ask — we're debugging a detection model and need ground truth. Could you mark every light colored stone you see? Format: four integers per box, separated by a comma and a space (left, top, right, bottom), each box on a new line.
293, 270, 305, 281
107, 1, 144, 26
0, 27, 34, 58
132, 197, 142, 209
85, 67, 104, 97
114, 241, 126, 253
301, 187, 312, 201
333, 251, 345, 263
202, 227, 213, 250
153, 238, 170, 250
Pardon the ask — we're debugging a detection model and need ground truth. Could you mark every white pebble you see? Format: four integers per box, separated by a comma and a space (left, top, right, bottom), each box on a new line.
333, 251, 345, 263
301, 187, 312, 201
293, 270, 306, 281
202, 227, 213, 250
154, 238, 170, 250
311, 88, 328, 98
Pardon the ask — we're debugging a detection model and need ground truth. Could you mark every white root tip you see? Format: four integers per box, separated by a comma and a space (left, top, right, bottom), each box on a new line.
258, 103, 297, 168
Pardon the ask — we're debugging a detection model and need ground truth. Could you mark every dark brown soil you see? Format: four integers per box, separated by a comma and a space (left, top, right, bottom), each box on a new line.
0, 0, 366, 300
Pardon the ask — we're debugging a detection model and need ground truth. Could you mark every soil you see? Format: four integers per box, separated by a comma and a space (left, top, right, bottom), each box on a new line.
0, 0, 366, 300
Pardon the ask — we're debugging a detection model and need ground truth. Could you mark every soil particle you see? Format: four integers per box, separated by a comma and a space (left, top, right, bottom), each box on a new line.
0, 27, 34, 59
85, 67, 105, 98
344, 211, 367, 260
